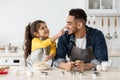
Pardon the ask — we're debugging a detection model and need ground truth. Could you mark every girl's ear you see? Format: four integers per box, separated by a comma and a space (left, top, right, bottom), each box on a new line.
33, 32, 39, 37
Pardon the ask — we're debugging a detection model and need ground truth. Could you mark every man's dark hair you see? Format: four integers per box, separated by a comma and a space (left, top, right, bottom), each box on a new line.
69, 8, 87, 22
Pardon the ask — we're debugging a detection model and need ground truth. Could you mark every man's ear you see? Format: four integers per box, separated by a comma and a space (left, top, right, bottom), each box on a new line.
77, 22, 83, 28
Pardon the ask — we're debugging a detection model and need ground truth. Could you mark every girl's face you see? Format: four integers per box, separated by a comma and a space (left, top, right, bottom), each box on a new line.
36, 23, 49, 38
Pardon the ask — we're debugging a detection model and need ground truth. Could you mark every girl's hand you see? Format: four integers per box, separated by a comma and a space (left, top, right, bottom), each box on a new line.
45, 54, 54, 61
50, 25, 67, 42
57, 26, 67, 37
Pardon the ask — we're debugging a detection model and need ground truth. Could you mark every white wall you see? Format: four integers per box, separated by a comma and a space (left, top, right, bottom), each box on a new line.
0, 0, 84, 46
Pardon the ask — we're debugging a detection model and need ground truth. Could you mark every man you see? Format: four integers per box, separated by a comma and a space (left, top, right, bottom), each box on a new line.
53, 8, 108, 71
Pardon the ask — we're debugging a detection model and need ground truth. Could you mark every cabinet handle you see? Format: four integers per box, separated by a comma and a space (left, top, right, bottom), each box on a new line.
5, 60, 8, 63
13, 60, 20, 63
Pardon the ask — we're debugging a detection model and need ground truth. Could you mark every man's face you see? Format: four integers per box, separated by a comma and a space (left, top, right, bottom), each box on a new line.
66, 16, 78, 34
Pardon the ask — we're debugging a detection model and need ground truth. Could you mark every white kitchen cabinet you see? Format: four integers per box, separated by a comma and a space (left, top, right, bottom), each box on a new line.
0, 53, 24, 66
85, 0, 119, 16
109, 57, 120, 68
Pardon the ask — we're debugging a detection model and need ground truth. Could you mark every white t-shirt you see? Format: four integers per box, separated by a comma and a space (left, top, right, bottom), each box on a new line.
75, 36, 86, 49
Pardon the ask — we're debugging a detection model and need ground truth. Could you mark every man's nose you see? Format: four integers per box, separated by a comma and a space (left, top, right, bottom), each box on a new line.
66, 25, 69, 29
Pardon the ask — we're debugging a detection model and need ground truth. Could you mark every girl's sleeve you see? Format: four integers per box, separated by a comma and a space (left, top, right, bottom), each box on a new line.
49, 42, 56, 57
32, 38, 52, 51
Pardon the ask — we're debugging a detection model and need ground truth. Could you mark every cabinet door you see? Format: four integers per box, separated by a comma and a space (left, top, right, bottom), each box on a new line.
109, 57, 120, 68
0, 57, 24, 66
86, 0, 119, 16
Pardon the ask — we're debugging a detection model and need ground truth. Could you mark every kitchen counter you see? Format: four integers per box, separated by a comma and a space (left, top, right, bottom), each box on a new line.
0, 66, 120, 80
0, 53, 24, 57
108, 50, 120, 57
0, 50, 119, 66
0, 53, 24, 66
0, 50, 120, 57
108, 53, 120, 57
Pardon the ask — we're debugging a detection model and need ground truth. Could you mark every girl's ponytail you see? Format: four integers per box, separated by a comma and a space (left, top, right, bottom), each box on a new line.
24, 23, 32, 60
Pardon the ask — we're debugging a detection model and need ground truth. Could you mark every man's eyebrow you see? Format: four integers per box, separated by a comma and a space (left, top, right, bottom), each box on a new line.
67, 22, 71, 24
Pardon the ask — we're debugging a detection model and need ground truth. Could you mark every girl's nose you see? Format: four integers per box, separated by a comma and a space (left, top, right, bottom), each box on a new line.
45, 28, 48, 30
45, 28, 49, 32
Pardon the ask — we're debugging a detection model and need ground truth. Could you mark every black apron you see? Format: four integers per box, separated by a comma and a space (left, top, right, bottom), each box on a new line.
70, 46, 95, 63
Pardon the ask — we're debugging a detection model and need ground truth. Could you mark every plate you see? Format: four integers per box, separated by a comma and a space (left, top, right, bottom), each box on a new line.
38, 67, 51, 70
34, 66, 52, 71
0, 66, 9, 70
33, 61, 53, 71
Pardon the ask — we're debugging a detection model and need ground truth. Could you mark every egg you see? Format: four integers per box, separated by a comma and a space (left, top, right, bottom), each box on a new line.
96, 65, 102, 71
26, 71, 33, 77
13, 70, 19, 75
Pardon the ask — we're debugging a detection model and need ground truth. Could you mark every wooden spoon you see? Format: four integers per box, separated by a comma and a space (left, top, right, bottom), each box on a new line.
101, 17, 104, 31
106, 18, 112, 40
114, 17, 118, 38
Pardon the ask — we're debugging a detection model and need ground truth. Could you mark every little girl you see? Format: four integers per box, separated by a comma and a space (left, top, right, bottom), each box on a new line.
24, 20, 64, 66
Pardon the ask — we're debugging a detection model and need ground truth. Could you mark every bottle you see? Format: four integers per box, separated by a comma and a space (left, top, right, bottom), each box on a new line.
5, 43, 12, 53
5, 46, 9, 53
92, 73, 97, 80
8, 43, 12, 51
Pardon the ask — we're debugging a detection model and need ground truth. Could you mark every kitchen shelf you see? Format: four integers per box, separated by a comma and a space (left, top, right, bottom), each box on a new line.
85, 0, 119, 16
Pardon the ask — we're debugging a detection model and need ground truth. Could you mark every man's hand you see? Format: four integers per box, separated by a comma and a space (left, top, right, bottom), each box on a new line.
84, 63, 94, 70
75, 60, 84, 66
73, 60, 84, 72
59, 61, 75, 71
59, 60, 94, 71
